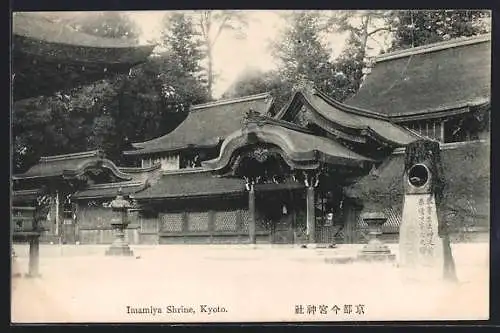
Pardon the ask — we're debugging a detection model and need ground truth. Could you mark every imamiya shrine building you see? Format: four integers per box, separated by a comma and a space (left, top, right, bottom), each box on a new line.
12, 27, 491, 245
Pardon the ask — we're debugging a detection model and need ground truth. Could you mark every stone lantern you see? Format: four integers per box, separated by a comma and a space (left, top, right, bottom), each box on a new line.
357, 212, 395, 262
105, 188, 134, 256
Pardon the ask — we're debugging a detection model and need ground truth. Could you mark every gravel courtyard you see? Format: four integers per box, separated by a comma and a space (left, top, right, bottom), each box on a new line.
11, 243, 489, 323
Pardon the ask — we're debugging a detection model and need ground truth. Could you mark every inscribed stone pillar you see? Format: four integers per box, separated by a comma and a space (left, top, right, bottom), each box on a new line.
399, 140, 457, 282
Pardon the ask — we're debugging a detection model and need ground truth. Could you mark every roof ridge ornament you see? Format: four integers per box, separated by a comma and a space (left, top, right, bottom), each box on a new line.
293, 79, 316, 95
242, 108, 268, 128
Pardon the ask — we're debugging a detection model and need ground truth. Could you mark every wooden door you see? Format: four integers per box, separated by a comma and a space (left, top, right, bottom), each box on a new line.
272, 213, 294, 244
62, 216, 76, 244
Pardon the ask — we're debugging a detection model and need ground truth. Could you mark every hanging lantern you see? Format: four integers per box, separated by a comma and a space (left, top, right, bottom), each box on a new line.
282, 204, 288, 215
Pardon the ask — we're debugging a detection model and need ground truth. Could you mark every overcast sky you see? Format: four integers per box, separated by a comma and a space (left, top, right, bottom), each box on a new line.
128, 10, 361, 98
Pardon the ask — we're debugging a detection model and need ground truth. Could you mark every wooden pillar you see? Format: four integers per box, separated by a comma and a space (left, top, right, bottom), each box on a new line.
303, 171, 320, 244
55, 190, 60, 238
26, 236, 41, 277
343, 202, 356, 244
248, 184, 256, 244
440, 120, 445, 143
306, 185, 315, 243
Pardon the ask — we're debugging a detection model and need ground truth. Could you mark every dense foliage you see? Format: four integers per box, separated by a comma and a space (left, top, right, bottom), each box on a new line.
12, 12, 209, 172
387, 10, 491, 51
13, 10, 491, 173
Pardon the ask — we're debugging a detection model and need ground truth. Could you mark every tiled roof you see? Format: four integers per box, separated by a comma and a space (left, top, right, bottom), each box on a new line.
345, 35, 491, 118
276, 88, 419, 147
204, 119, 374, 172
13, 150, 132, 181
72, 181, 147, 200
124, 93, 274, 155
132, 169, 247, 200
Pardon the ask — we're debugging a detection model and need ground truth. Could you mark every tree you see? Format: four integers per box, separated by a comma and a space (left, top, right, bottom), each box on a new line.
271, 11, 348, 104
194, 10, 249, 98
222, 68, 277, 98
326, 10, 394, 100
221, 68, 290, 114
387, 10, 491, 51
161, 13, 205, 77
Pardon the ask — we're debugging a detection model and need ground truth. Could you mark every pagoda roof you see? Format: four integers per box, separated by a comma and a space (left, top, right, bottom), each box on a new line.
345, 34, 491, 121
203, 112, 374, 173
124, 93, 274, 156
275, 87, 419, 147
13, 150, 132, 181
12, 12, 155, 100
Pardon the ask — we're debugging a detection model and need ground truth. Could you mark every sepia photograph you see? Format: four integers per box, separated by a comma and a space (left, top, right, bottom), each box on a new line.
10, 9, 491, 323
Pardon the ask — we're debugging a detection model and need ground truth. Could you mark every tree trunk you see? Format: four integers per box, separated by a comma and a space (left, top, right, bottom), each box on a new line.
207, 41, 213, 98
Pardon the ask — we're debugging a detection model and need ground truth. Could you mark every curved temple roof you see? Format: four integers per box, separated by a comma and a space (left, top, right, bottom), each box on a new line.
13, 150, 132, 181
203, 114, 374, 172
276, 88, 419, 147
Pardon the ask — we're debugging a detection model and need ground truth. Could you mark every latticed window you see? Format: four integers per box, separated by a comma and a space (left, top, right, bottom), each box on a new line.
187, 212, 209, 232
160, 213, 183, 232
214, 210, 238, 232
240, 209, 250, 232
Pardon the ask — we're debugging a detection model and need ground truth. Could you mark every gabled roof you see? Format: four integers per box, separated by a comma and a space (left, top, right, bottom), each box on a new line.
275, 87, 418, 147
124, 93, 274, 156
12, 12, 155, 100
345, 34, 491, 120
13, 150, 132, 181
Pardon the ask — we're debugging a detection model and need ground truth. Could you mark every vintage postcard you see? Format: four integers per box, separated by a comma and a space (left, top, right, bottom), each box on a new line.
11, 9, 491, 323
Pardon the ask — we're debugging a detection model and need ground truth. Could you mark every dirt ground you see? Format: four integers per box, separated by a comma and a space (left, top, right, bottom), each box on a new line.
11, 243, 489, 323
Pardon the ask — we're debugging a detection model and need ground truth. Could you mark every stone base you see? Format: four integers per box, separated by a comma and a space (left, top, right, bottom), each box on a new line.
301, 243, 337, 249
324, 256, 355, 264
357, 252, 396, 262
24, 273, 42, 278
105, 246, 134, 256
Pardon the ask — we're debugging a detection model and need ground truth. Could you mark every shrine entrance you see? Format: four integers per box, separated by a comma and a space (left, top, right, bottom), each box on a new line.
256, 189, 300, 244
202, 112, 374, 244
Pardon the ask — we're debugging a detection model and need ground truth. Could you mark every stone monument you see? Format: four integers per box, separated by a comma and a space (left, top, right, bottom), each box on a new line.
399, 140, 457, 281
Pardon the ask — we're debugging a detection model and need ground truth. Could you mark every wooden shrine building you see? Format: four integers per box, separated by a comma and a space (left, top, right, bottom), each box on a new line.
124, 87, 418, 244
12, 32, 491, 245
